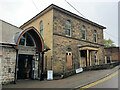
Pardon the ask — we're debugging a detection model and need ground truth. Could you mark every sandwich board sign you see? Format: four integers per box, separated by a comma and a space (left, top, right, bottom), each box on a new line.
47, 70, 53, 80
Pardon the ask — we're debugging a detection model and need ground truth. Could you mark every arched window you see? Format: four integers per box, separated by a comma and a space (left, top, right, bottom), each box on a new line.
94, 30, 97, 43
81, 25, 86, 40
19, 33, 35, 46
66, 20, 71, 36
19, 35, 25, 45
40, 21, 43, 36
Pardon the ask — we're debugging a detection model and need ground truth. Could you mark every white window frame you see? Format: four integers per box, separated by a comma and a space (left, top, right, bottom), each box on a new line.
106, 56, 111, 63
94, 52, 98, 65
19, 33, 36, 47
94, 33, 97, 43
95, 54, 98, 65
81, 25, 86, 40
40, 21, 43, 36
66, 20, 71, 37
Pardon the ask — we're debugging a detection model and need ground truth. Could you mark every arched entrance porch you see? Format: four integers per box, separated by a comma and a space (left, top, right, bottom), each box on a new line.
14, 26, 45, 83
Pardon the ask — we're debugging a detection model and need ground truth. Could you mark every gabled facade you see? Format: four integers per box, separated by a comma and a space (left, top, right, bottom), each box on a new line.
20, 4, 106, 74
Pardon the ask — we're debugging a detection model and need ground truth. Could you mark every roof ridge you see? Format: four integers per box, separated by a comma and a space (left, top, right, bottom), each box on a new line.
20, 4, 106, 29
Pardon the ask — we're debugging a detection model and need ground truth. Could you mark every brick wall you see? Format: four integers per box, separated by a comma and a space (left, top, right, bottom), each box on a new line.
104, 47, 120, 63
21, 9, 54, 71
111, 47, 119, 61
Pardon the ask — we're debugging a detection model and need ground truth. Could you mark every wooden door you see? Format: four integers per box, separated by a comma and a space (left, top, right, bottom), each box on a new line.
66, 52, 72, 68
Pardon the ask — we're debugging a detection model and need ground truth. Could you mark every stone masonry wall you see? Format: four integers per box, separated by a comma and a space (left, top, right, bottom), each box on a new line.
2, 47, 16, 84
53, 9, 105, 73
53, 35, 104, 73
53, 10, 104, 45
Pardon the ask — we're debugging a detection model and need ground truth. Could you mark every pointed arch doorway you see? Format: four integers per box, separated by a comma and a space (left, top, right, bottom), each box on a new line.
14, 26, 45, 81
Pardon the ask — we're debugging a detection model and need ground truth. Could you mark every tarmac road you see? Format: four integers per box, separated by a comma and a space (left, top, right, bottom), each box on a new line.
91, 71, 119, 88
81, 70, 119, 89
2, 65, 120, 89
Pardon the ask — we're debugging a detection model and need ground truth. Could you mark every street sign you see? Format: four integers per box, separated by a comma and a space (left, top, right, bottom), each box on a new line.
76, 68, 83, 73
47, 70, 53, 80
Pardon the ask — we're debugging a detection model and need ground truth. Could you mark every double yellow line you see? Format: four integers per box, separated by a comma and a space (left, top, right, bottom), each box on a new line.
78, 70, 120, 89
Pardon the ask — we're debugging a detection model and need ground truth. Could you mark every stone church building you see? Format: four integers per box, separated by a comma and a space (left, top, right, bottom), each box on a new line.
0, 4, 106, 84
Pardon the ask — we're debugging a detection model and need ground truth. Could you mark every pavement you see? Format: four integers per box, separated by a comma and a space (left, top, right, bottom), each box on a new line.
2, 65, 120, 88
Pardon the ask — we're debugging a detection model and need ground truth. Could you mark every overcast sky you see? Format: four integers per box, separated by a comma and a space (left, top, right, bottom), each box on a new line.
0, 0, 119, 46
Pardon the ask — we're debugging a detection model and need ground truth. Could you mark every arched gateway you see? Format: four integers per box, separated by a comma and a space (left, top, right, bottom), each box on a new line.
14, 26, 47, 82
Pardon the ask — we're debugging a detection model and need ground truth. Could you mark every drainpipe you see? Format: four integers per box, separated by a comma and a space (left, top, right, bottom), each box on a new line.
14, 49, 18, 84
77, 46, 80, 68
40, 52, 44, 80
38, 52, 40, 80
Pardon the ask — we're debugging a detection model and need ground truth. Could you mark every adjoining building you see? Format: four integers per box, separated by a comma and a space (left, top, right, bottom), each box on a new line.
0, 20, 49, 84
1, 4, 106, 84
104, 47, 120, 64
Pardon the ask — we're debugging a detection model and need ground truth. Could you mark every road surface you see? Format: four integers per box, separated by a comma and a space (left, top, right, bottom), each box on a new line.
81, 70, 119, 89
91, 71, 119, 88
2, 65, 120, 89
